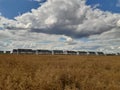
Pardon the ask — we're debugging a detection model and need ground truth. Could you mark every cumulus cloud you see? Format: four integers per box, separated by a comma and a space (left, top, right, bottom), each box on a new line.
0, 0, 120, 53
117, 19, 120, 27
12, 0, 120, 38
64, 37, 77, 45
0, 29, 67, 51
0, 0, 119, 39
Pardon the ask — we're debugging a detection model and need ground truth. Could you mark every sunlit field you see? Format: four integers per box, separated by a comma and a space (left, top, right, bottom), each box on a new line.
0, 54, 120, 90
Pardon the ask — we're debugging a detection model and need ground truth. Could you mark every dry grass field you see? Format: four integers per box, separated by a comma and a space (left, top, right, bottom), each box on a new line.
0, 54, 120, 90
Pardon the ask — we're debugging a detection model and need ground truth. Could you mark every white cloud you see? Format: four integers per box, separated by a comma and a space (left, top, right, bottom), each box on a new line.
0, 0, 120, 53
117, 19, 120, 27
65, 37, 77, 45
45, 15, 57, 26
13, 0, 120, 39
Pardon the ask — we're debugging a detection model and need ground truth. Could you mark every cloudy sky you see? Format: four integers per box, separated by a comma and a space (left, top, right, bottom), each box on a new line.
0, 0, 120, 53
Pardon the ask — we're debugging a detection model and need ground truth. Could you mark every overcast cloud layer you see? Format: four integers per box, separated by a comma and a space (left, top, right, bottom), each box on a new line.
0, 0, 120, 53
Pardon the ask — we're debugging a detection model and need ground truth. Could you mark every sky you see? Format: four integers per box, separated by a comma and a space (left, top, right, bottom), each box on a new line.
0, 0, 120, 53
86, 0, 120, 13
0, 0, 41, 19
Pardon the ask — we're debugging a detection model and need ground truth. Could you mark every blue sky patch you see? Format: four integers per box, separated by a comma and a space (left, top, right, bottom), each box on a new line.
0, 0, 40, 19
0, 0, 120, 19
59, 37, 66, 42
86, 0, 120, 13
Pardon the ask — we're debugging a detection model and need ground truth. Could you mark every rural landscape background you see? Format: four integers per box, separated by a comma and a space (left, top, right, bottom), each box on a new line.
0, 54, 120, 90
0, 0, 120, 90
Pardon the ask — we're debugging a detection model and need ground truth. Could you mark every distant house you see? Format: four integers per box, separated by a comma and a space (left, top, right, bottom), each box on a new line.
36, 49, 52, 55
88, 51, 96, 55
65, 51, 77, 55
117, 53, 120, 55
32, 50, 36, 54
52, 50, 64, 55
13, 49, 36, 54
20, 49, 36, 54
96, 52, 105, 55
5, 51, 11, 54
12, 49, 18, 54
0, 51, 4, 54
105, 53, 116, 56
78, 51, 87, 55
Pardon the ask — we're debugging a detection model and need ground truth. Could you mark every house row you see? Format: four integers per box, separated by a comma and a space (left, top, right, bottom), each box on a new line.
117, 53, 120, 55
12, 49, 107, 56
0, 51, 4, 54
0, 51, 11, 54
13, 49, 35, 54
0, 49, 119, 56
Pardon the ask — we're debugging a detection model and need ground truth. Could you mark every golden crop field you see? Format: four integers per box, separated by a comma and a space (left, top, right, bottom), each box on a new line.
0, 54, 120, 90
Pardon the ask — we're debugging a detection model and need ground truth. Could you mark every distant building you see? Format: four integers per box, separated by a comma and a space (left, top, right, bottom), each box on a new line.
12, 49, 18, 54
0, 51, 4, 54
78, 51, 87, 55
52, 50, 64, 55
105, 53, 116, 56
36, 49, 52, 55
5, 51, 11, 54
117, 53, 120, 55
88, 51, 96, 55
96, 52, 105, 55
32, 50, 36, 54
65, 51, 77, 55
13, 49, 36, 54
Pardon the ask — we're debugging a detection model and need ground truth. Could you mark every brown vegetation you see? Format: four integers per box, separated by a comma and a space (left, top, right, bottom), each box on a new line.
0, 54, 120, 90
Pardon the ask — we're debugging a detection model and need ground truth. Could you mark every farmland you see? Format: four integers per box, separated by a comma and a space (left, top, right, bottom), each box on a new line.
0, 54, 120, 90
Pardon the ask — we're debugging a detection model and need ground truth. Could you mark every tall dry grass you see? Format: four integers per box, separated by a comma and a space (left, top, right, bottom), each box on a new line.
0, 54, 120, 90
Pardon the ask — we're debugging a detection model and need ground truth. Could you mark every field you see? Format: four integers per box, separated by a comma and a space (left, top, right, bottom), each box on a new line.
0, 54, 120, 90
